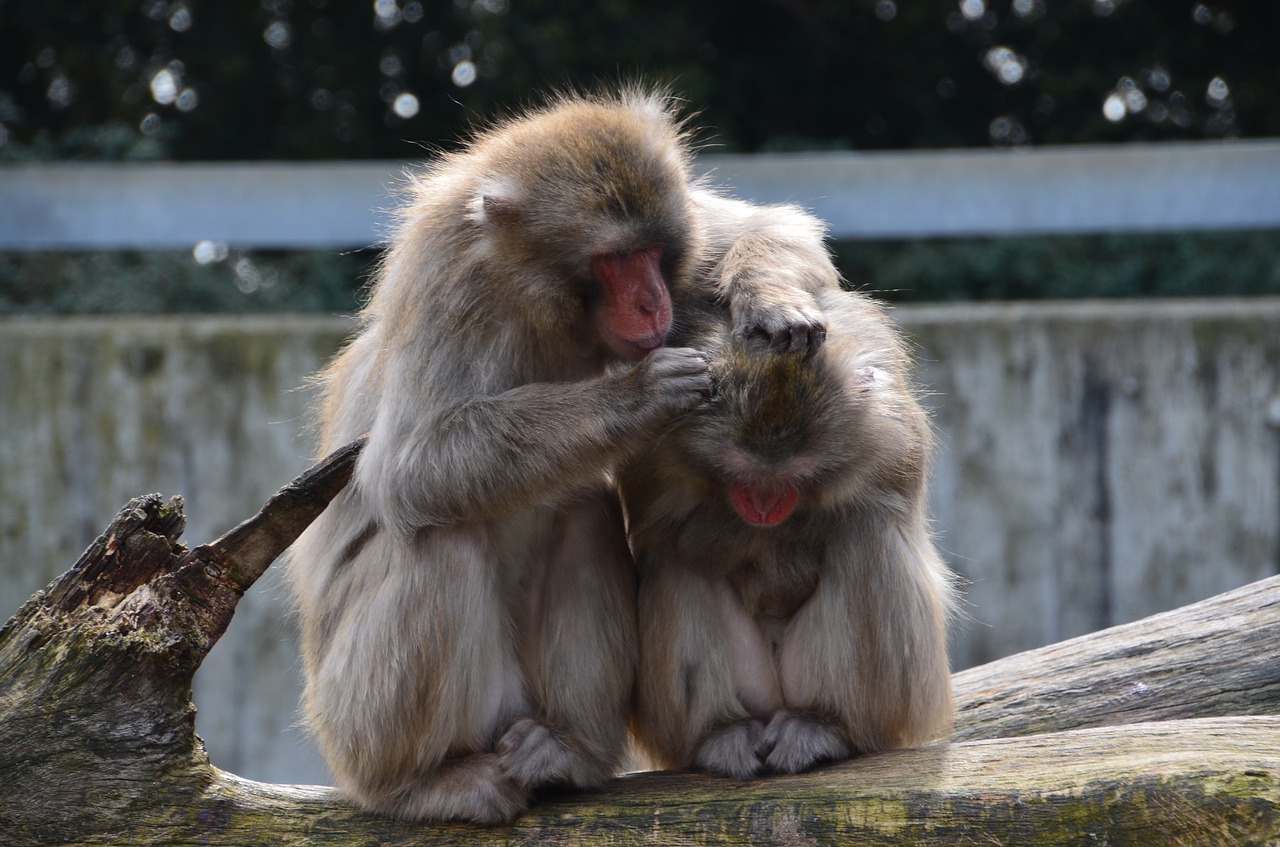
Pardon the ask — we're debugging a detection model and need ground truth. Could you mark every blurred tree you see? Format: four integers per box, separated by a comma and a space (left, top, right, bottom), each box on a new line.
0, 0, 1275, 161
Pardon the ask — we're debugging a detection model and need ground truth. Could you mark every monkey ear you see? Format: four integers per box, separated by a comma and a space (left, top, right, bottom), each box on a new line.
469, 181, 522, 227
481, 193, 521, 222
849, 365, 889, 395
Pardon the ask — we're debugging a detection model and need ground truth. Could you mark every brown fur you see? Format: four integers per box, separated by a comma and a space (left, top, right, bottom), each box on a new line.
287, 89, 836, 823
623, 282, 957, 779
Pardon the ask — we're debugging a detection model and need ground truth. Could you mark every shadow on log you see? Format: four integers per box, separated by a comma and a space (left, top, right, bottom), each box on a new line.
2, 436, 1279, 845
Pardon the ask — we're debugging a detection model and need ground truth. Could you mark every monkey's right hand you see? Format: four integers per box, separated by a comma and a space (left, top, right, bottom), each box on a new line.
737, 298, 829, 358
631, 346, 713, 416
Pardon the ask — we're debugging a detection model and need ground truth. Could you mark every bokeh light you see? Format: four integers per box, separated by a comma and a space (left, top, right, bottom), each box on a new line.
392, 92, 420, 118
452, 60, 477, 88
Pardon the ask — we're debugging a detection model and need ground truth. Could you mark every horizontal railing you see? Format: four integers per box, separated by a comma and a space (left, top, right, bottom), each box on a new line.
2, 140, 1278, 249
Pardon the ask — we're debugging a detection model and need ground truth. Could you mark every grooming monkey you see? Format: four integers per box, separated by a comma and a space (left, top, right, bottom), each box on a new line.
286, 90, 829, 824
622, 280, 957, 779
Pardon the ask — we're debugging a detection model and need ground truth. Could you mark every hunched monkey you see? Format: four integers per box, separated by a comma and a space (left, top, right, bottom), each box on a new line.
622, 280, 957, 779
286, 89, 828, 823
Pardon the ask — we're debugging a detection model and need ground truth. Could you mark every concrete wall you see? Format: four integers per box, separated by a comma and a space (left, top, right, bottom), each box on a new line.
906, 301, 1280, 666
0, 316, 347, 786
3, 301, 1278, 785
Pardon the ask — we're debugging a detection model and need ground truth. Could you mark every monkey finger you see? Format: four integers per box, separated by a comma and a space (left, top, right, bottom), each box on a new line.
742, 307, 829, 357
805, 323, 829, 358
644, 346, 712, 378
695, 719, 767, 780
779, 319, 828, 357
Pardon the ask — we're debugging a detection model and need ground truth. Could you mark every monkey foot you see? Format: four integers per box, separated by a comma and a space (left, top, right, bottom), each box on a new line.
496, 716, 604, 790
695, 718, 766, 779
380, 753, 528, 825
760, 710, 853, 774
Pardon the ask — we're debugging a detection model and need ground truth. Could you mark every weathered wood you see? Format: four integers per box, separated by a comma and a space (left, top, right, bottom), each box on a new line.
2, 437, 1279, 845
11, 717, 1280, 846
953, 572, 1280, 741
0, 439, 363, 845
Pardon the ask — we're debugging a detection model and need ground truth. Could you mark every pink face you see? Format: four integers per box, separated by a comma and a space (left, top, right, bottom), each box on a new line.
722, 454, 817, 527
590, 246, 672, 360
729, 480, 799, 526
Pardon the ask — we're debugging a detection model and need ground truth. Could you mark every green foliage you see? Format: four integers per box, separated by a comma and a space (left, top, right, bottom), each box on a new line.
0, 249, 374, 315
835, 230, 1280, 302
1, 1, 1276, 161
2, 2, 1276, 312
4, 231, 1277, 316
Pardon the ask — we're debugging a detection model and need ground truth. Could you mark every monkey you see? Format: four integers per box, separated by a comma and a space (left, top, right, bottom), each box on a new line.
285, 89, 831, 824
621, 280, 957, 780
687, 188, 835, 356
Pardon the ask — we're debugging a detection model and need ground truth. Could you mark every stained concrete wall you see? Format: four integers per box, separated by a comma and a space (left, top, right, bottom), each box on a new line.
3, 301, 1278, 785
905, 301, 1280, 667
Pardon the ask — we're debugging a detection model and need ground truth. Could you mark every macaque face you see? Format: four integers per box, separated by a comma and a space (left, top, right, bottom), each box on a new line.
476, 101, 695, 363
725, 463, 810, 526
708, 361, 894, 527
590, 246, 674, 360
682, 347, 844, 527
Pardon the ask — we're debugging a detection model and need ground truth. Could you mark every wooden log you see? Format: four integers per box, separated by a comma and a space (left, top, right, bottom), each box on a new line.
953, 571, 1280, 741
2, 437, 1278, 845
10, 717, 1280, 845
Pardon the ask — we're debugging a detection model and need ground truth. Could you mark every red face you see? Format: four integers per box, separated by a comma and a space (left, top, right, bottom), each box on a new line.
590, 246, 673, 360
729, 479, 800, 526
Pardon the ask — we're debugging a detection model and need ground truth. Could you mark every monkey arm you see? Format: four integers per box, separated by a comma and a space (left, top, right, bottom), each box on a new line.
355, 349, 710, 536
689, 188, 838, 354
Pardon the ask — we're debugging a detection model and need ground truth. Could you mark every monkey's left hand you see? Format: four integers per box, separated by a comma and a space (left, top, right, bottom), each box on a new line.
738, 301, 828, 357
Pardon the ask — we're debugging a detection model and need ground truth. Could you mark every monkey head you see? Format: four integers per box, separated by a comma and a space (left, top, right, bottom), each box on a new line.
465, 92, 701, 361
674, 335, 902, 528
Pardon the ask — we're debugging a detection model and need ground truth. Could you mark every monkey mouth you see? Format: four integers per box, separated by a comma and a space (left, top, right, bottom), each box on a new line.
609, 332, 666, 360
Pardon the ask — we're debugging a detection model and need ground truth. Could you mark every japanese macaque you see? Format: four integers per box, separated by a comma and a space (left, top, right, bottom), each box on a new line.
286, 89, 828, 824
622, 282, 957, 779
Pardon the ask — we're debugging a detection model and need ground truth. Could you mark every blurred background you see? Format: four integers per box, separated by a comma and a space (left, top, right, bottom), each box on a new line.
3, 0, 1279, 307
2, 1, 1278, 786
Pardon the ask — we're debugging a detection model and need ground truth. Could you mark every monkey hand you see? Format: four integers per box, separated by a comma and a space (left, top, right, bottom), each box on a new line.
735, 299, 828, 357
631, 346, 713, 416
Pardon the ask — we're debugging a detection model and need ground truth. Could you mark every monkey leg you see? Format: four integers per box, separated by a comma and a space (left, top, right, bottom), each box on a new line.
299, 520, 529, 823
777, 525, 954, 756
497, 492, 637, 791
634, 562, 778, 777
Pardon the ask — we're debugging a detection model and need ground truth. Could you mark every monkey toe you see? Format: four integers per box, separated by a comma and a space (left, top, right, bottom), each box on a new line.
695, 719, 766, 779
454, 776, 528, 826
761, 711, 853, 775
382, 753, 529, 825
497, 717, 592, 789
